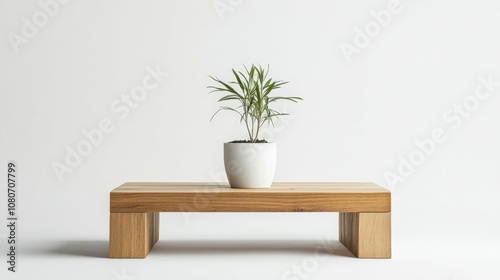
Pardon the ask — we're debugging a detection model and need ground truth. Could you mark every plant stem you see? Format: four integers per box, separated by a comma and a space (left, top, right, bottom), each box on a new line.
250, 118, 255, 141
244, 116, 252, 142
254, 112, 263, 142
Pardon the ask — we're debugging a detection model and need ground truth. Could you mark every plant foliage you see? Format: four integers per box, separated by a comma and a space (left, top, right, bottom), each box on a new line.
208, 64, 302, 142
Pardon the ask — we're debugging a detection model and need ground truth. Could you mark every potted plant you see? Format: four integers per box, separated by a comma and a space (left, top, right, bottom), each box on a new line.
208, 64, 302, 188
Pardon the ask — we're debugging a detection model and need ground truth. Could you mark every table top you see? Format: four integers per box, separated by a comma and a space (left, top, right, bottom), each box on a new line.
110, 182, 391, 213
111, 182, 390, 193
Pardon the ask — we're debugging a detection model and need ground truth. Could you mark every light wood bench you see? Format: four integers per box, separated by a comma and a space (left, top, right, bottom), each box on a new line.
109, 182, 391, 259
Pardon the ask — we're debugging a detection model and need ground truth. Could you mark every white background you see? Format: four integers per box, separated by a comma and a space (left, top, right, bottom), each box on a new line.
1, 0, 499, 279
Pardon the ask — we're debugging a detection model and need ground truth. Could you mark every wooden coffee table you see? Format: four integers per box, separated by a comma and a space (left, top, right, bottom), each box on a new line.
109, 182, 391, 259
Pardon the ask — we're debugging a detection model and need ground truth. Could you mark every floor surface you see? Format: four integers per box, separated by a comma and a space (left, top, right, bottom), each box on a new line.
2, 237, 498, 280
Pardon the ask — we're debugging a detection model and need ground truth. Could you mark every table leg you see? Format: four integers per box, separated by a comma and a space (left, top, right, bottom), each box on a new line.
109, 212, 159, 258
339, 212, 391, 258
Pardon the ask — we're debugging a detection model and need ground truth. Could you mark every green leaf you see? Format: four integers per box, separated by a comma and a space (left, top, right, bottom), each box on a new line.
232, 69, 246, 92
210, 106, 243, 122
218, 95, 241, 102
208, 64, 302, 141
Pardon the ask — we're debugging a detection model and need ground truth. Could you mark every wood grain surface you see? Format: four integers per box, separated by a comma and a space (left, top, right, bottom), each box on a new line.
109, 212, 159, 258
110, 182, 390, 213
339, 212, 391, 258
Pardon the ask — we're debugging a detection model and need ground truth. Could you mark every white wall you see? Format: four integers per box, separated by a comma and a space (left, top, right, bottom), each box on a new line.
1, 0, 499, 260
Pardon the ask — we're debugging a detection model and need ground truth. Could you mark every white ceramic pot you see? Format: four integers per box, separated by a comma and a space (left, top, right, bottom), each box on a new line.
224, 142, 276, 188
